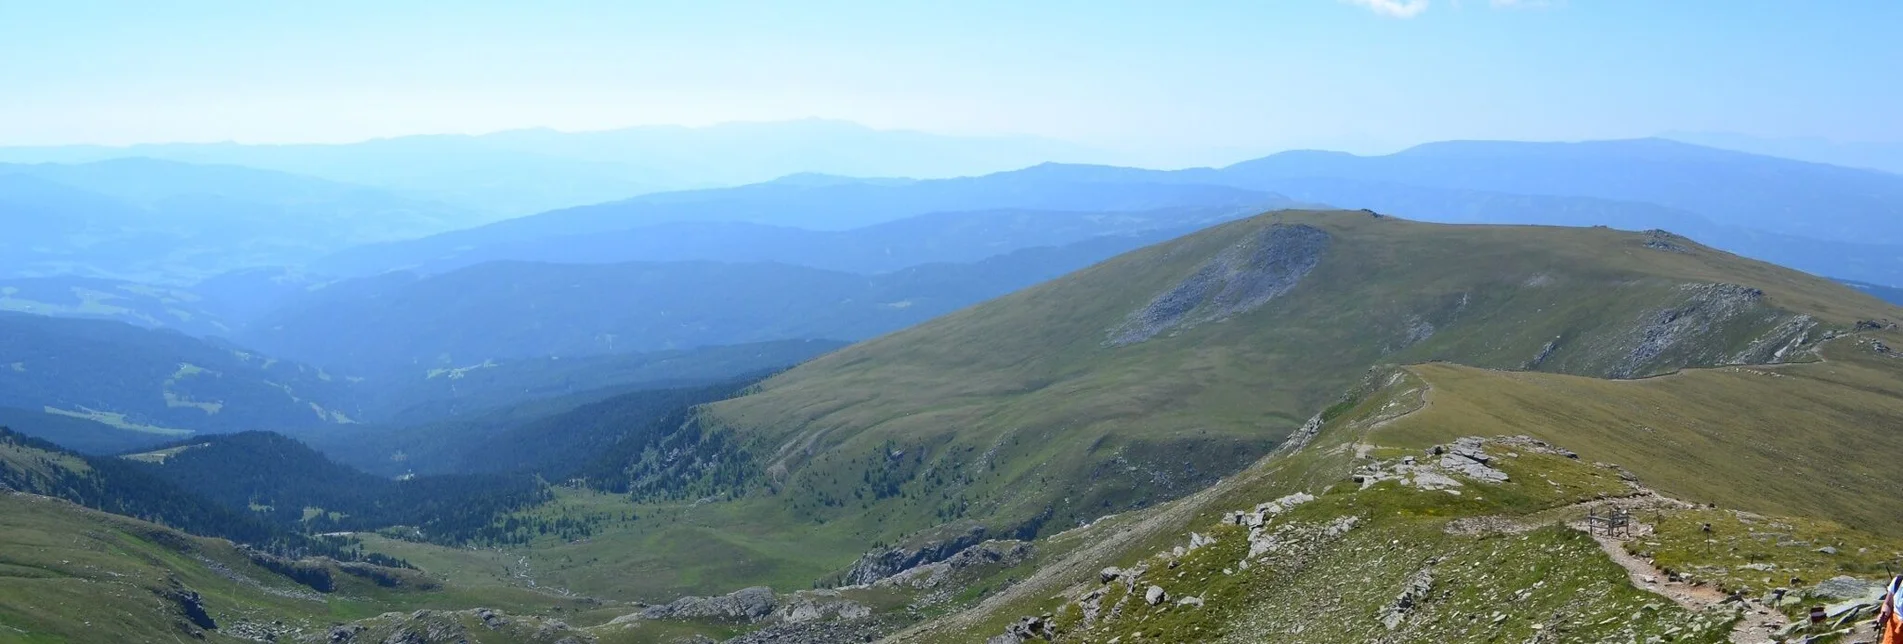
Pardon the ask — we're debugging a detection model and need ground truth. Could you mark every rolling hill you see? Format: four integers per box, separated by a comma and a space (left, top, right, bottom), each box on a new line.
311, 173, 1289, 277
0, 119, 1121, 217
909, 327, 1903, 642
324, 204, 1277, 277
366, 209, 1895, 611
0, 158, 471, 282
241, 232, 1184, 377
310, 138, 1903, 290
1216, 138, 1903, 245
700, 209, 1893, 546
6, 209, 1903, 642
0, 274, 231, 336
0, 312, 361, 442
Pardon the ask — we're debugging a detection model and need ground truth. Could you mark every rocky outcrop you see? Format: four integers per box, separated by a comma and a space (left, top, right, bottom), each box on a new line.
1642, 229, 1693, 253
1381, 565, 1436, 630
774, 589, 871, 624
307, 609, 591, 644
844, 526, 989, 586
1107, 223, 1330, 345
1611, 282, 1816, 378
162, 582, 217, 633
985, 615, 1057, 644
637, 586, 777, 622
874, 539, 1034, 590
1436, 438, 1509, 484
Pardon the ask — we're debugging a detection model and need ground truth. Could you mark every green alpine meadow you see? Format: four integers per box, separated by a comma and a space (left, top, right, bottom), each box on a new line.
4, 3, 1902, 643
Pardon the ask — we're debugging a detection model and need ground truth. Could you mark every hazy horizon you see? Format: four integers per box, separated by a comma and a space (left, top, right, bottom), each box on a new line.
6, 1, 1900, 158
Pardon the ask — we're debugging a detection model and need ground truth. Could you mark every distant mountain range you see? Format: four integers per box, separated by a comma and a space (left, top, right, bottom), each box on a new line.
0, 311, 360, 437
311, 173, 1289, 276
240, 232, 1183, 377
305, 137, 1903, 288
0, 158, 473, 282
1664, 131, 1903, 175
0, 120, 1121, 217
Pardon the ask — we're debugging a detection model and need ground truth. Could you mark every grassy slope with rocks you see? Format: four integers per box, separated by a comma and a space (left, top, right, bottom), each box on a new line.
697, 210, 1889, 571
8, 210, 1903, 642
387, 210, 1893, 617
909, 325, 1903, 643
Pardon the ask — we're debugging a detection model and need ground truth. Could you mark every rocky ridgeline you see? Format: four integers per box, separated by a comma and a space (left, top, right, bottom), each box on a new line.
1611, 282, 1818, 378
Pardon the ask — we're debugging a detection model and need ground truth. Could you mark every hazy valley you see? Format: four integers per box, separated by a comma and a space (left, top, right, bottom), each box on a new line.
5, 8, 1903, 640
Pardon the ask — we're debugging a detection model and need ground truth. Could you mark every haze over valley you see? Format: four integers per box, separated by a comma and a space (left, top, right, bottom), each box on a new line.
3, 2, 1902, 643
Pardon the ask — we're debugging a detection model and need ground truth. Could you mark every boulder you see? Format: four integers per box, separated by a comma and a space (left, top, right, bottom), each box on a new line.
1813, 575, 1883, 601
1145, 585, 1168, 606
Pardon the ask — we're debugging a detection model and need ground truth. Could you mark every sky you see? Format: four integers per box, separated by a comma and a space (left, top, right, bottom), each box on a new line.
1, 0, 1899, 154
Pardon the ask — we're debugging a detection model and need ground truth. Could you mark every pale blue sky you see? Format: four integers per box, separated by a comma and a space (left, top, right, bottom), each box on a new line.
2, 0, 1898, 152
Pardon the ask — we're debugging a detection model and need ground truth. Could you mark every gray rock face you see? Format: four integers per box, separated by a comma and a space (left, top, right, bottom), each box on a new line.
1107, 224, 1330, 346
1381, 567, 1436, 630
638, 586, 777, 622
843, 526, 987, 586
1812, 575, 1884, 600
164, 584, 217, 631
1437, 438, 1509, 483
1145, 585, 1169, 606
1611, 282, 1810, 378
1642, 229, 1693, 253
874, 539, 1034, 590
773, 589, 871, 624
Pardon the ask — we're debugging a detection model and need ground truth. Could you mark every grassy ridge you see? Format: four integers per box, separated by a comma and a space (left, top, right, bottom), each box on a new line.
703, 210, 1892, 559
907, 334, 1903, 641
1379, 329, 1903, 532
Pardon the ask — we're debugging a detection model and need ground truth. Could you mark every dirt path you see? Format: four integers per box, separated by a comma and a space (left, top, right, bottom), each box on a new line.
1579, 528, 1788, 644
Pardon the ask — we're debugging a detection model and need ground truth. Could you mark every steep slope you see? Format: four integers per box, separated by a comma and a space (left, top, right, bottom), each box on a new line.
698, 210, 1890, 562
0, 406, 178, 455
128, 432, 549, 543
0, 312, 361, 439
243, 233, 1180, 377
360, 338, 845, 426
302, 376, 777, 478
